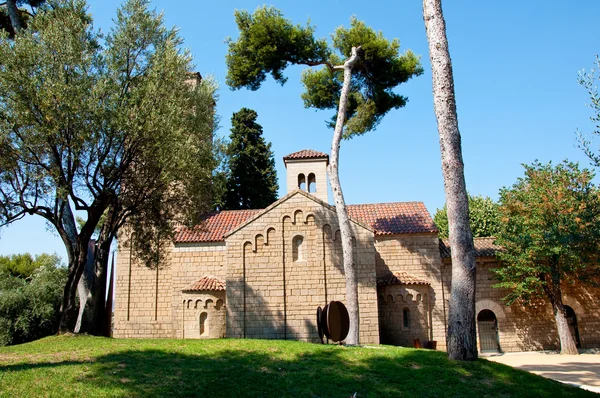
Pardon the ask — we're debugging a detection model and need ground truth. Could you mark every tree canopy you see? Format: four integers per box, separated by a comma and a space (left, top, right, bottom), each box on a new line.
0, 0, 217, 332
0, 253, 62, 278
226, 7, 422, 138
0, 0, 45, 37
223, 108, 278, 210
434, 194, 500, 239
577, 55, 600, 168
494, 160, 600, 354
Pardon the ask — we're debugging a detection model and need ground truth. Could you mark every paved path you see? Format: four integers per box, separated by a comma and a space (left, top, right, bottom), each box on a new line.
485, 351, 600, 394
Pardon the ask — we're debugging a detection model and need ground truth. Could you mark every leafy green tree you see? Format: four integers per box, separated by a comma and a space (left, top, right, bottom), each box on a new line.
434, 194, 500, 239
223, 108, 278, 210
0, 0, 45, 37
0, 0, 216, 333
0, 253, 61, 278
226, 6, 422, 344
494, 161, 600, 355
0, 254, 67, 345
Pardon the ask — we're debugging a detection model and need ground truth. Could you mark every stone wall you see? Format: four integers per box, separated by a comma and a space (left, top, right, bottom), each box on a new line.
378, 284, 430, 347
114, 239, 228, 339
374, 234, 447, 350
284, 160, 328, 203
226, 192, 380, 344
442, 258, 600, 352
181, 291, 226, 339
113, 240, 173, 338
170, 243, 227, 339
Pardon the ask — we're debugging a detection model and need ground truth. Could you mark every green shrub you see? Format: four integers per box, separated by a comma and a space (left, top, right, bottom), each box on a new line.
0, 255, 66, 346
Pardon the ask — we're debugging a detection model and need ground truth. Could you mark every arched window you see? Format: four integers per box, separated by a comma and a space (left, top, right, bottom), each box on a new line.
292, 235, 304, 262
298, 174, 306, 191
308, 173, 316, 193
403, 308, 410, 330
199, 312, 208, 336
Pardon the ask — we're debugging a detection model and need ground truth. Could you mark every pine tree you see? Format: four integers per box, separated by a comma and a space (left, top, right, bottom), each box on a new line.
224, 108, 278, 209
226, 8, 422, 344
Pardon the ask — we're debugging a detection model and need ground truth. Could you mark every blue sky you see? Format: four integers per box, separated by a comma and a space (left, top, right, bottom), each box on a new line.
1, 0, 598, 261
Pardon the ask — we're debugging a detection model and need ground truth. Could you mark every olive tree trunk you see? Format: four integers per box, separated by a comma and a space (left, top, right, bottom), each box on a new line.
57, 197, 107, 334
423, 0, 478, 360
6, 0, 23, 33
543, 268, 578, 355
329, 46, 361, 345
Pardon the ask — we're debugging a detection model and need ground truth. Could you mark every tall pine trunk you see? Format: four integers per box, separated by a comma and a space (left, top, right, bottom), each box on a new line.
329, 47, 361, 345
423, 0, 477, 360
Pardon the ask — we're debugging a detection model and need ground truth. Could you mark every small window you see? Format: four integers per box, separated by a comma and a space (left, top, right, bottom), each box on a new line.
308, 173, 316, 193
298, 174, 306, 191
403, 308, 410, 330
200, 312, 208, 336
292, 235, 304, 262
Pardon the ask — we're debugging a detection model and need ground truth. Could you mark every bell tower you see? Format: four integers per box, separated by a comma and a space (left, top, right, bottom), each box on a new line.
283, 149, 329, 203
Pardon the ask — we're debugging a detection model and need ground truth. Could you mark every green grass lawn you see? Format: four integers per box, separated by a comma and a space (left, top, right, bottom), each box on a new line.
0, 336, 594, 397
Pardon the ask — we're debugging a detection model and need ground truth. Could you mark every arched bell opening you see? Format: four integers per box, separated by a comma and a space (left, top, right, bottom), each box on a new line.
307, 173, 316, 193
298, 173, 306, 191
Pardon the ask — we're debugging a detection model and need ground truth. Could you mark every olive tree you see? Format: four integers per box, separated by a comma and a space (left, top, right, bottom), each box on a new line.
0, 0, 216, 333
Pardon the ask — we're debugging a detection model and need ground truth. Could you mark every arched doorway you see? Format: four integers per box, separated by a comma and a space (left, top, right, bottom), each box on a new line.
477, 309, 500, 353
564, 305, 581, 348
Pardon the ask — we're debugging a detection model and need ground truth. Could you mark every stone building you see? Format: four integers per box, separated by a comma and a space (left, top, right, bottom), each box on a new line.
114, 149, 600, 352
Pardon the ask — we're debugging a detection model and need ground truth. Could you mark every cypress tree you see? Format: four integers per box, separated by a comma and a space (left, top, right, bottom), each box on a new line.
224, 108, 278, 209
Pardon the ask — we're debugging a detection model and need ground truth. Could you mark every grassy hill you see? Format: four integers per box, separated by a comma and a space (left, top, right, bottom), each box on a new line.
0, 336, 593, 397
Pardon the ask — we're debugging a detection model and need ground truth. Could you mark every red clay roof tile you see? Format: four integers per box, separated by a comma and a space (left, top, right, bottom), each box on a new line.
347, 202, 438, 235
175, 210, 261, 243
183, 276, 225, 292
175, 200, 436, 243
439, 237, 502, 259
283, 149, 329, 163
377, 272, 430, 286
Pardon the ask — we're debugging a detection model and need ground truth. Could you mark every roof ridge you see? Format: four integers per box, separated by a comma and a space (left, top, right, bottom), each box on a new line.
283, 149, 329, 161
347, 201, 426, 206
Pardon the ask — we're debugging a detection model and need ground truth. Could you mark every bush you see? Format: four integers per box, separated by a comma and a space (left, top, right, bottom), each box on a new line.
0, 255, 67, 346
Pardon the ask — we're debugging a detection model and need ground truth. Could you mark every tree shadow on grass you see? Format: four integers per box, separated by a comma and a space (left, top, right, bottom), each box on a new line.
1, 342, 594, 397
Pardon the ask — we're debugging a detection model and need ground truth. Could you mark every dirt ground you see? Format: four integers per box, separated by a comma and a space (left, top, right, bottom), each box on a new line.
485, 350, 600, 394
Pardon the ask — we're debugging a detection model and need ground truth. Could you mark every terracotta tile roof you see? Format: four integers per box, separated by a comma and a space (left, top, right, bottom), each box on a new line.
283, 149, 329, 163
175, 198, 438, 242
378, 272, 430, 286
183, 276, 225, 292
347, 202, 438, 235
175, 209, 261, 243
439, 237, 503, 259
